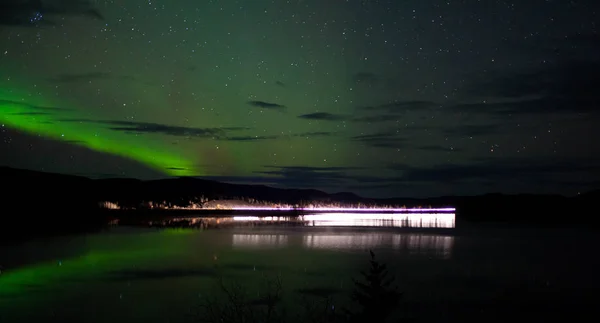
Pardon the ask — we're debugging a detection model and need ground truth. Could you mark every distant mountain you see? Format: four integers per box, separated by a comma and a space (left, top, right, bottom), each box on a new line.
1, 166, 598, 240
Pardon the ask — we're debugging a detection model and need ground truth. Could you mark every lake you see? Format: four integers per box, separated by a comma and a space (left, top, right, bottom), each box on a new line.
0, 215, 597, 322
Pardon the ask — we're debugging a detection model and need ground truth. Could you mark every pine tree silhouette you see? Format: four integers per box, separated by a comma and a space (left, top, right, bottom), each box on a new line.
347, 250, 403, 323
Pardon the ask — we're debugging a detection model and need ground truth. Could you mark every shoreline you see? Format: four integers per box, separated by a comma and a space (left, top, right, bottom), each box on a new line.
100, 208, 456, 217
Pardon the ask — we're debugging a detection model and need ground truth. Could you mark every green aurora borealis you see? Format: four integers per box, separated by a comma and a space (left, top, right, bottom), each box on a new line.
1, 0, 599, 197
0, 83, 199, 176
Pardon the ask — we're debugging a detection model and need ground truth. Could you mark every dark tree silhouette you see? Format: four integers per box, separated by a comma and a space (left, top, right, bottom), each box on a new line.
195, 251, 404, 323
346, 250, 403, 323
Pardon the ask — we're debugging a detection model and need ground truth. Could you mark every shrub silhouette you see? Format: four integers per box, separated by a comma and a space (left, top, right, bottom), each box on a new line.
195, 276, 285, 323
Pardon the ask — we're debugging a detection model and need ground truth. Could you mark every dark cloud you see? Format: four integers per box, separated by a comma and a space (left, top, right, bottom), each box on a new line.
442, 124, 500, 137
458, 60, 600, 115
166, 167, 187, 171
247, 100, 286, 111
449, 97, 598, 115
202, 166, 368, 191
254, 166, 365, 188
416, 145, 463, 152
8, 112, 52, 116
197, 175, 283, 187
351, 115, 398, 123
48, 72, 136, 83
297, 131, 334, 137
358, 100, 437, 113
351, 131, 406, 149
0, 99, 72, 112
0, 0, 103, 27
62, 139, 84, 144
60, 119, 246, 138
263, 166, 363, 172
106, 121, 238, 137
221, 132, 334, 142
298, 112, 346, 121
223, 135, 281, 141
43, 0, 104, 19
389, 159, 600, 183
203, 166, 403, 194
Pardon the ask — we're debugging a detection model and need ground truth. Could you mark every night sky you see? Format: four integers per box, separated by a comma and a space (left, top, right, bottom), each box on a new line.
1, 0, 599, 198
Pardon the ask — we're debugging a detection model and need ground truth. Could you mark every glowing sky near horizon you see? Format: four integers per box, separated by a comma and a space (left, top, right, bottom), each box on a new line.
1, 0, 599, 197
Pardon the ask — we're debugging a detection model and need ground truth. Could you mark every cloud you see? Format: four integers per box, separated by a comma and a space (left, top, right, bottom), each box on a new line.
263, 166, 363, 172
8, 112, 52, 116
442, 124, 500, 137
62, 139, 85, 144
389, 159, 600, 183
247, 100, 286, 111
255, 166, 365, 188
48, 72, 135, 83
351, 131, 406, 149
297, 112, 346, 121
223, 135, 281, 141
416, 145, 463, 152
458, 60, 600, 115
0, 99, 72, 113
448, 97, 598, 115
221, 131, 334, 142
297, 131, 334, 137
289, 109, 428, 125
60, 119, 246, 138
351, 115, 398, 123
44, 0, 104, 19
0, 0, 103, 26
200, 166, 372, 191
105, 121, 239, 137
358, 100, 437, 113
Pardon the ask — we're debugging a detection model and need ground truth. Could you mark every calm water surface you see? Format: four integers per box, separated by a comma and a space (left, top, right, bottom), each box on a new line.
0, 221, 597, 322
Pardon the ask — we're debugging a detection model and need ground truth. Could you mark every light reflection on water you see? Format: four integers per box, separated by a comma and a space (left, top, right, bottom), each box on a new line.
232, 212, 455, 229
303, 212, 455, 228
231, 234, 289, 248
232, 232, 454, 259
3, 225, 596, 323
